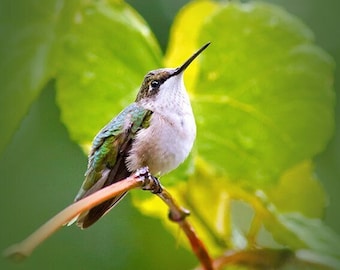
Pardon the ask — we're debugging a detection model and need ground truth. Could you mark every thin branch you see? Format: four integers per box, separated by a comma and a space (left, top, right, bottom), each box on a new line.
195, 248, 293, 270
156, 188, 214, 270
3, 170, 146, 260
179, 220, 214, 270
4, 167, 214, 270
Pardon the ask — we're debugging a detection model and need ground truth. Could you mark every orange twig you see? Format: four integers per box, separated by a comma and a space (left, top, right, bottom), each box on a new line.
4, 168, 213, 270
157, 188, 213, 270
195, 248, 292, 270
179, 220, 213, 270
4, 172, 144, 260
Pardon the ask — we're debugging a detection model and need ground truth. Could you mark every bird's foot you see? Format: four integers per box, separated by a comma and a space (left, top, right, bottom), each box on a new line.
135, 167, 189, 222
135, 166, 151, 182
135, 167, 163, 194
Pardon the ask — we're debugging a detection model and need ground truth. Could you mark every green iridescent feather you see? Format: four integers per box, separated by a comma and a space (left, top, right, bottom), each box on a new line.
75, 102, 152, 201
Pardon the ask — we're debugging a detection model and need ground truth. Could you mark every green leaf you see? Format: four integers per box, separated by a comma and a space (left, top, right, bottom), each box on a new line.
0, 0, 79, 155
56, 0, 162, 150
295, 250, 340, 270
261, 207, 340, 268
252, 191, 340, 266
197, 2, 334, 185
166, 1, 335, 186
277, 213, 340, 259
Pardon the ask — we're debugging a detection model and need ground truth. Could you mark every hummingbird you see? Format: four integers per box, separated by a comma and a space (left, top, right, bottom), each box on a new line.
73, 42, 210, 228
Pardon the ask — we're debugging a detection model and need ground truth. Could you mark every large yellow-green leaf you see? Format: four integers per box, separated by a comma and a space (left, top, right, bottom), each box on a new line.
56, 0, 162, 149
192, 2, 334, 185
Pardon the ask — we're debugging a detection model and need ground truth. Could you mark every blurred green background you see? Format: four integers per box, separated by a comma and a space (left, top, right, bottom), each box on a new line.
1, 0, 339, 269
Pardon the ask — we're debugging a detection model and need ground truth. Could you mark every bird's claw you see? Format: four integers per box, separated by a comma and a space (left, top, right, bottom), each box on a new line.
135, 166, 151, 181
135, 167, 163, 194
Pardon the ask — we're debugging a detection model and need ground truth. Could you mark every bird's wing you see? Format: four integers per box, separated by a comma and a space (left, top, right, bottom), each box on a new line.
74, 103, 152, 228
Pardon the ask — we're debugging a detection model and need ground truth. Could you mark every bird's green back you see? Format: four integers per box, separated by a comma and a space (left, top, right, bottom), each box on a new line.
75, 102, 152, 201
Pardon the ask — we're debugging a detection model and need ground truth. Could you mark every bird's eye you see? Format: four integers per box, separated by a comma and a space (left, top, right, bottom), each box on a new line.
150, 80, 160, 88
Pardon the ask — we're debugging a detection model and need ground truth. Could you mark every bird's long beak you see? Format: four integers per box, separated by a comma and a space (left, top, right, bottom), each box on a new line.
173, 42, 210, 76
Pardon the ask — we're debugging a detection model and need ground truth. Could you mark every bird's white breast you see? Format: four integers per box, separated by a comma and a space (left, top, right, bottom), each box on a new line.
126, 75, 196, 176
